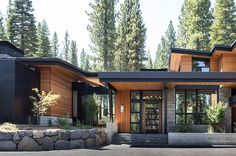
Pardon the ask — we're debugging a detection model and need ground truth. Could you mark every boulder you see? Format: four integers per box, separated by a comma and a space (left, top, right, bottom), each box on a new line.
81, 130, 89, 139
70, 130, 82, 140
0, 132, 12, 141
69, 139, 85, 149
13, 132, 20, 143
95, 134, 102, 146
100, 131, 107, 144
0, 141, 16, 151
44, 130, 57, 136
18, 131, 33, 139
58, 131, 70, 140
33, 131, 44, 139
85, 138, 95, 148
40, 137, 54, 151
55, 140, 69, 150
89, 129, 96, 138
18, 136, 40, 151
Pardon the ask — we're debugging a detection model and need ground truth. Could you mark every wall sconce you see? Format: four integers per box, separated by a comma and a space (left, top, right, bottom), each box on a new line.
120, 104, 124, 113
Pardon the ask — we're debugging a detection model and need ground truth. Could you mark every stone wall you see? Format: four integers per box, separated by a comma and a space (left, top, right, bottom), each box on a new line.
166, 89, 176, 132
0, 128, 107, 151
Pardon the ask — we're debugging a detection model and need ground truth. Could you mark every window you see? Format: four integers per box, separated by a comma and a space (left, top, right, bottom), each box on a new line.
175, 89, 217, 125
192, 58, 210, 72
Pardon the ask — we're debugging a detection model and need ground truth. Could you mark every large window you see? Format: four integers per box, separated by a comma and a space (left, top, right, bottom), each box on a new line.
192, 58, 210, 72
176, 89, 217, 125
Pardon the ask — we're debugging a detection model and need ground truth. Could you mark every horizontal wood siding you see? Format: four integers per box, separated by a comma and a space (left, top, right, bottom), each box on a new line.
180, 56, 192, 72
221, 54, 236, 72
115, 90, 130, 133
210, 57, 219, 72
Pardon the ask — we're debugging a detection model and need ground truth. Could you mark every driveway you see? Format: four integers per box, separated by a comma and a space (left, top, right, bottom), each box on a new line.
0, 144, 236, 156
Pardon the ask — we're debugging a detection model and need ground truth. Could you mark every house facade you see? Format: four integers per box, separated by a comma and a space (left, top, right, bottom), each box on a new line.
1, 40, 236, 134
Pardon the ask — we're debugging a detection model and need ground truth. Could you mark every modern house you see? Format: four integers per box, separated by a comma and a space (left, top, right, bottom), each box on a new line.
1, 40, 236, 134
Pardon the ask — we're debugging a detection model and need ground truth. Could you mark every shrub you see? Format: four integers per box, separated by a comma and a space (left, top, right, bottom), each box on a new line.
57, 118, 70, 129
176, 122, 192, 132
0, 122, 19, 131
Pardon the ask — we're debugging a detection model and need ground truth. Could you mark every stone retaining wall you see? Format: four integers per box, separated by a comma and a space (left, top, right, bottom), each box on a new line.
0, 128, 107, 151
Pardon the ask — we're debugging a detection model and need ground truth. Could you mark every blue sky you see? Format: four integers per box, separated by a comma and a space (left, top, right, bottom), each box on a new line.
0, 0, 234, 58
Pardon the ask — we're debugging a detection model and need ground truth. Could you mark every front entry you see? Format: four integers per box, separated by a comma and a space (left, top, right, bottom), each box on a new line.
130, 91, 162, 133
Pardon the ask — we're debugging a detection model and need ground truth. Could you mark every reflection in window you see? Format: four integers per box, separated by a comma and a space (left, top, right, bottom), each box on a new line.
192, 58, 210, 72
175, 89, 217, 125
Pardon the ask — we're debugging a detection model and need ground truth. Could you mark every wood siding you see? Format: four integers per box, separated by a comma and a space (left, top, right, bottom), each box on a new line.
39, 66, 78, 117
180, 56, 192, 72
115, 90, 130, 133
219, 54, 236, 72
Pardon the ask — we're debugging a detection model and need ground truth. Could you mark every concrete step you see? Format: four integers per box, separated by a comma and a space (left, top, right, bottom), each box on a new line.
112, 133, 168, 145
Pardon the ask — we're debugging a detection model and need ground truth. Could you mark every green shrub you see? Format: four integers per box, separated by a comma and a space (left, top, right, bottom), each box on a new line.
75, 120, 93, 129
176, 122, 192, 132
57, 118, 70, 129
0, 122, 19, 131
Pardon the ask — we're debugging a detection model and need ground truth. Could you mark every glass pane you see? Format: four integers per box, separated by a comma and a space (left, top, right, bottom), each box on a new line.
176, 90, 185, 113
176, 114, 185, 124
131, 91, 140, 100
198, 89, 217, 113
199, 114, 208, 124
131, 113, 140, 122
131, 103, 140, 112
186, 90, 197, 113
143, 91, 162, 100
131, 123, 140, 133
192, 58, 210, 72
186, 115, 194, 124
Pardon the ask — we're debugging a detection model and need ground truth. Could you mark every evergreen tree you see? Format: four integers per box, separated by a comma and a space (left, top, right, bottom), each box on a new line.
87, 0, 116, 71
0, 11, 7, 41
146, 49, 153, 69
70, 40, 78, 66
51, 32, 59, 58
177, 0, 212, 50
155, 21, 176, 68
62, 31, 70, 62
36, 20, 51, 57
6, 0, 37, 56
80, 48, 90, 71
116, 0, 147, 71
210, 0, 236, 46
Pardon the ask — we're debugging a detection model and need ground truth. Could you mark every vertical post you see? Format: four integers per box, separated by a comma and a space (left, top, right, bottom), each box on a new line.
164, 85, 168, 134
109, 88, 113, 122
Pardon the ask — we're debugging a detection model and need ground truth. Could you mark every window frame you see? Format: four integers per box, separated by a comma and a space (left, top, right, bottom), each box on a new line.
175, 89, 218, 125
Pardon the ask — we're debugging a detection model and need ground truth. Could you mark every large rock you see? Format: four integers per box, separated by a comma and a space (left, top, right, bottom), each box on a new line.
33, 131, 44, 139
100, 131, 107, 144
40, 137, 54, 151
18, 136, 40, 151
95, 134, 102, 146
0, 132, 12, 141
70, 130, 82, 140
89, 129, 96, 138
18, 131, 33, 139
69, 140, 85, 149
44, 130, 57, 136
55, 140, 69, 150
0, 141, 16, 151
13, 132, 20, 143
58, 131, 70, 140
81, 130, 89, 139
85, 138, 95, 148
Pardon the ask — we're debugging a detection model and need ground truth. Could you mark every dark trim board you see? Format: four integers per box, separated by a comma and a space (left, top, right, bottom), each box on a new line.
99, 72, 236, 82
175, 85, 219, 90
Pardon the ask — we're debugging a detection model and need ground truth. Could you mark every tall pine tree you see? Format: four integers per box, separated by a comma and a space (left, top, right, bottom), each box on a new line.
155, 21, 176, 68
70, 40, 78, 66
51, 32, 59, 58
36, 20, 51, 57
7, 0, 37, 56
62, 31, 70, 62
87, 0, 116, 71
80, 48, 91, 71
210, 0, 236, 46
116, 0, 147, 71
0, 11, 7, 41
146, 49, 153, 69
177, 0, 212, 50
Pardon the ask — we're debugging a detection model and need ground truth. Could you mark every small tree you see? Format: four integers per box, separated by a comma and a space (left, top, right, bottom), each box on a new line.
30, 88, 61, 124
206, 101, 227, 132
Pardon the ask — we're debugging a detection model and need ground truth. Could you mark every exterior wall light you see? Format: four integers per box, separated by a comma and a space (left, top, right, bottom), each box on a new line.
120, 104, 124, 113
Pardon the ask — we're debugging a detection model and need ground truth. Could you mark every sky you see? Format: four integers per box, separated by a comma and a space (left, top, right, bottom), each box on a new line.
0, 0, 227, 58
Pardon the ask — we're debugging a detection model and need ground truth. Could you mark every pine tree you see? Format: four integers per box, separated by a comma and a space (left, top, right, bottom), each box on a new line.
177, 0, 212, 50
87, 0, 116, 71
0, 11, 7, 41
62, 31, 70, 62
51, 32, 59, 58
70, 40, 78, 66
210, 0, 236, 46
116, 0, 147, 71
36, 20, 51, 57
6, 0, 38, 56
80, 48, 90, 71
146, 49, 153, 69
155, 21, 176, 69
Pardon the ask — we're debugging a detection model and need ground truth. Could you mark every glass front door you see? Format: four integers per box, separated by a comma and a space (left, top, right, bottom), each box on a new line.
130, 91, 162, 133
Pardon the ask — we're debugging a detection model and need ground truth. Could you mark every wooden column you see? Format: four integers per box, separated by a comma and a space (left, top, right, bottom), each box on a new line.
109, 88, 113, 122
